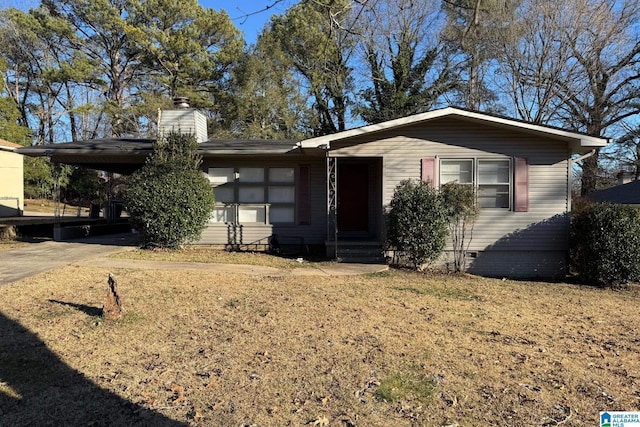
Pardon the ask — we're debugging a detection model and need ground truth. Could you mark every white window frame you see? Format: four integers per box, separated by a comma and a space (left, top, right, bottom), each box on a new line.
477, 159, 511, 209
439, 158, 513, 209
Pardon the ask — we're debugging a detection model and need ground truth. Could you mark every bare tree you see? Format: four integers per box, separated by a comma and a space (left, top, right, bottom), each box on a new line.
498, 1, 576, 123
561, 0, 640, 194
606, 121, 640, 180
497, 0, 640, 194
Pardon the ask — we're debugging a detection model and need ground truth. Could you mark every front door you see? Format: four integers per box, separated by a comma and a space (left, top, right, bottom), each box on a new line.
337, 162, 369, 233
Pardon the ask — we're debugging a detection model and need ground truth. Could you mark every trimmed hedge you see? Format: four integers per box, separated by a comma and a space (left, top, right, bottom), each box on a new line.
387, 179, 448, 269
570, 202, 640, 287
124, 133, 215, 249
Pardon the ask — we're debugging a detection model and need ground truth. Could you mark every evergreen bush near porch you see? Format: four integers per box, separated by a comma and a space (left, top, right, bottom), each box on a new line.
124, 132, 215, 249
387, 179, 448, 270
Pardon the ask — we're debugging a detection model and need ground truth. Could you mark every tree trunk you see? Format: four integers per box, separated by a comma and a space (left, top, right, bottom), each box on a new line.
102, 273, 122, 320
580, 150, 600, 195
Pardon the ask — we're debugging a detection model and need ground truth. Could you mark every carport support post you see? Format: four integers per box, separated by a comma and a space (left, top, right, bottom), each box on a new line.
52, 164, 62, 221
327, 155, 338, 259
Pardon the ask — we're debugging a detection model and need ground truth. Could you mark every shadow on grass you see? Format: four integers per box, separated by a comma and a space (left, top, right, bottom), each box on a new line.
47, 299, 103, 317
0, 311, 186, 426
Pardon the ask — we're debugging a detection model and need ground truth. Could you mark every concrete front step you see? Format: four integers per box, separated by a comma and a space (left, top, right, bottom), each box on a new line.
337, 256, 387, 264
334, 241, 386, 264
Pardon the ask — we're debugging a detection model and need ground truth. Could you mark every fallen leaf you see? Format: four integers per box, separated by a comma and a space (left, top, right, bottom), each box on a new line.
192, 409, 203, 422
312, 416, 329, 426
170, 383, 185, 404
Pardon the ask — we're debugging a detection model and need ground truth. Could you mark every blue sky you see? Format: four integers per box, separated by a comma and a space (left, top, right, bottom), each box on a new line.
1, 0, 297, 44
201, 0, 296, 43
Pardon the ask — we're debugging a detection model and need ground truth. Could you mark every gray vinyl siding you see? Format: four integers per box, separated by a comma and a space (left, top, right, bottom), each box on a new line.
463, 251, 568, 279
193, 117, 575, 278
197, 157, 327, 247
330, 118, 572, 277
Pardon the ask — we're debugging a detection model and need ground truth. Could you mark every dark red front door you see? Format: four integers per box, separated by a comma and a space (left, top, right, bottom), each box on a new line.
337, 162, 369, 232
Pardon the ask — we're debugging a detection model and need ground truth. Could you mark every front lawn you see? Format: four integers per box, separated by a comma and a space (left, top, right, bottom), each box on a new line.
110, 246, 312, 269
1, 262, 638, 426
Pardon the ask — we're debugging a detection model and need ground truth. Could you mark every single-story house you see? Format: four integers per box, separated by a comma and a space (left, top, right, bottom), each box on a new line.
0, 139, 24, 217
17, 105, 608, 278
588, 172, 640, 206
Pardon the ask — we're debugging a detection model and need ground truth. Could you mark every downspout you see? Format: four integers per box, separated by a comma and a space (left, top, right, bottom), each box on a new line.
157, 108, 162, 139
568, 149, 596, 212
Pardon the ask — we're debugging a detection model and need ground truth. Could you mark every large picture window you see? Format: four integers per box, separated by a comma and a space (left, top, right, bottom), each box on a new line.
440, 158, 512, 209
207, 167, 296, 224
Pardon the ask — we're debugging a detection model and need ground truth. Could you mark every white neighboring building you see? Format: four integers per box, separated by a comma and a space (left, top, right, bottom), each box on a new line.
0, 139, 24, 217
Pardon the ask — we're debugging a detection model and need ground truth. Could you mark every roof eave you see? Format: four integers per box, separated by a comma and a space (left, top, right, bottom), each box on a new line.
299, 107, 610, 150
571, 137, 609, 154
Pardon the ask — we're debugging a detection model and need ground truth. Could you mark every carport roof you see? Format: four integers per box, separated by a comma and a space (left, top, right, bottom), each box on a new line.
17, 138, 300, 174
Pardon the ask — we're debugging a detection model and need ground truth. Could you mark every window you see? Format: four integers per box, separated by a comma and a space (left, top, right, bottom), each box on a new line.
239, 167, 264, 183
207, 167, 234, 184
440, 158, 512, 209
207, 167, 296, 224
269, 168, 295, 183
477, 160, 510, 208
441, 160, 473, 184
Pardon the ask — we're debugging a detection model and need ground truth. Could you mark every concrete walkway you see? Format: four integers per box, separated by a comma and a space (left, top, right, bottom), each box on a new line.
0, 233, 388, 286
0, 233, 139, 285
77, 257, 388, 277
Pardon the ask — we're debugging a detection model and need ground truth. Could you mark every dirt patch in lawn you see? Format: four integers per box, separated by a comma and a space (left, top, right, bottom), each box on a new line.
1, 265, 639, 426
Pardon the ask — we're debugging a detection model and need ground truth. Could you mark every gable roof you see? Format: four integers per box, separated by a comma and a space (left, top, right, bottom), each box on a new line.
298, 107, 609, 153
588, 180, 640, 205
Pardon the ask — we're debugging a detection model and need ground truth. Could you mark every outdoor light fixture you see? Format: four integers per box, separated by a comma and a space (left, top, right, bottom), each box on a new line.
234, 171, 240, 180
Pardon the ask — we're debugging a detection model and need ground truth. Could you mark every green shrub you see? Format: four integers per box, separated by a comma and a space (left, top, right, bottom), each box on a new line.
570, 203, 640, 287
124, 132, 215, 249
386, 180, 448, 269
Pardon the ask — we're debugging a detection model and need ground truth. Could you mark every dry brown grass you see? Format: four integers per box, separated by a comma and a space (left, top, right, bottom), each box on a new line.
23, 198, 56, 213
1, 263, 639, 426
111, 246, 321, 269
23, 198, 90, 216
0, 241, 26, 251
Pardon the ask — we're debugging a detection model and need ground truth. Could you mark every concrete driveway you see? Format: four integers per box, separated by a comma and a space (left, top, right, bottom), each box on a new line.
0, 233, 388, 286
0, 233, 139, 286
